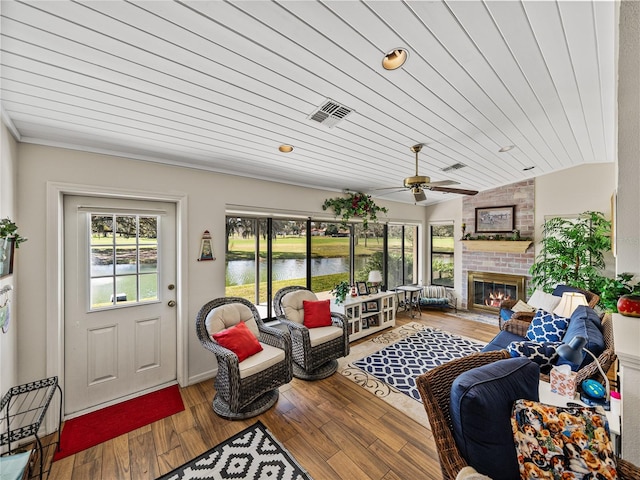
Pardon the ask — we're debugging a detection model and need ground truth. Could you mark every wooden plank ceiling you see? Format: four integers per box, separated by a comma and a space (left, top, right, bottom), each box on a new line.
0, 1, 617, 205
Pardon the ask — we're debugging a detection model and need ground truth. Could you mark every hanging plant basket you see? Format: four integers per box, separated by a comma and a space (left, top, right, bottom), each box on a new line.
322, 192, 387, 230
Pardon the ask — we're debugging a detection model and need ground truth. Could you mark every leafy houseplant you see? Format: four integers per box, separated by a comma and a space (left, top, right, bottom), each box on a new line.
599, 273, 640, 312
529, 211, 611, 294
322, 192, 387, 230
331, 281, 350, 305
0, 218, 27, 247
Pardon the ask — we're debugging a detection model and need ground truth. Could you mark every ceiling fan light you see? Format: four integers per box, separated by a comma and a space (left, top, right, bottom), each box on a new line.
382, 48, 408, 70
278, 144, 294, 153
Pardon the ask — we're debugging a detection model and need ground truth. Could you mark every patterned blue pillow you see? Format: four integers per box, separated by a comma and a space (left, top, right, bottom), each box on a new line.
525, 309, 569, 342
507, 341, 561, 369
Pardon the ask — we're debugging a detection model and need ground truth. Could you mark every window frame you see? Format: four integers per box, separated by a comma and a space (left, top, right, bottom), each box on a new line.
430, 222, 454, 288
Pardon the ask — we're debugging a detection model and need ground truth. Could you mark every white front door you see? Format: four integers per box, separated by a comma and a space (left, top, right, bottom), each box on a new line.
63, 196, 177, 416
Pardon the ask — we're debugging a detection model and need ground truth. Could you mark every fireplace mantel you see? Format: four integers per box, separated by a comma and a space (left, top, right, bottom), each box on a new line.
461, 240, 532, 253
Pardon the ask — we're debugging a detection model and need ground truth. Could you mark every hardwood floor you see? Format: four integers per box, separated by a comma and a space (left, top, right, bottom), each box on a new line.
50, 310, 500, 480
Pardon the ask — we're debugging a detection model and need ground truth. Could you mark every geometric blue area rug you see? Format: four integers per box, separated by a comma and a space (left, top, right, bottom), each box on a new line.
157, 421, 312, 480
352, 327, 485, 401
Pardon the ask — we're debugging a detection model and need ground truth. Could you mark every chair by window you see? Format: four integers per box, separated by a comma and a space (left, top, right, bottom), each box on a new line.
274, 286, 349, 380
195, 297, 292, 419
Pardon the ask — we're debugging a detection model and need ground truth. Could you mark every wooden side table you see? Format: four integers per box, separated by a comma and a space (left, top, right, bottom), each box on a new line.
538, 380, 620, 453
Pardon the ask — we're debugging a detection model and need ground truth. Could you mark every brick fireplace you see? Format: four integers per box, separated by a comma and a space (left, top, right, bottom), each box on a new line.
461, 179, 535, 310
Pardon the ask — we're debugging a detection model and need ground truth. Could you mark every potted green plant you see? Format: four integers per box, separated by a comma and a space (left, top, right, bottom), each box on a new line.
331, 280, 350, 305
0, 218, 27, 247
529, 211, 610, 294
322, 192, 387, 230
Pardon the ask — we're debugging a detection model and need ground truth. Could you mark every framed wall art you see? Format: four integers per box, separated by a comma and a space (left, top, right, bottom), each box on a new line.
0, 238, 15, 279
475, 205, 516, 233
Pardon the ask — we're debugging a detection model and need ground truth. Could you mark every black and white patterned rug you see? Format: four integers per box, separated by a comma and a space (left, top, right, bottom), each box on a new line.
157, 421, 312, 480
351, 327, 485, 401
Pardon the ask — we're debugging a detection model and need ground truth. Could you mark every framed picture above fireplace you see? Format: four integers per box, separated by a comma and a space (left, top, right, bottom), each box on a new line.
475, 205, 515, 233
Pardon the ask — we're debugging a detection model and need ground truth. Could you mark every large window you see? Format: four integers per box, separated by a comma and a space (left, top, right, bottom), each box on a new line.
386, 224, 418, 289
310, 221, 350, 294
354, 223, 385, 284
226, 215, 419, 318
431, 223, 454, 287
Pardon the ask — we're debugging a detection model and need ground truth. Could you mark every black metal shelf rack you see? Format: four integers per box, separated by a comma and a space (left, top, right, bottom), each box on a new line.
1, 376, 62, 479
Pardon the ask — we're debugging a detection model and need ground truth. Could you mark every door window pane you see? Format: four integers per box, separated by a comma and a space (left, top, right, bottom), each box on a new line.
89, 213, 159, 309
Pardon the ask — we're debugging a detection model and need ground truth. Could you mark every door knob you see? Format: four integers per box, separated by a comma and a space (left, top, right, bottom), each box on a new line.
168, 300, 176, 307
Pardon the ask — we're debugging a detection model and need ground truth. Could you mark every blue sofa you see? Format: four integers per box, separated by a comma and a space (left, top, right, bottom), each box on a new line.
483, 306, 615, 385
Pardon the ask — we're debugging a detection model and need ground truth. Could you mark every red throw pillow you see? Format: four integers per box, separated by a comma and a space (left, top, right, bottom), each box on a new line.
212, 321, 263, 362
303, 300, 333, 328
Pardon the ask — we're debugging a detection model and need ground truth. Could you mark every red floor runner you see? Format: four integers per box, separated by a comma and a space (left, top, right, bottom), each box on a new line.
54, 384, 185, 461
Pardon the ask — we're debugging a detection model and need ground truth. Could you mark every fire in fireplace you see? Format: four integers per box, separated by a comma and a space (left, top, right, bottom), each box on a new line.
467, 271, 526, 313
486, 290, 510, 307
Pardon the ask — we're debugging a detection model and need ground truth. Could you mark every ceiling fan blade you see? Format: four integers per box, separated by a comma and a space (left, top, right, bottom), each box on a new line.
427, 186, 479, 195
426, 180, 459, 187
412, 188, 427, 202
371, 188, 407, 198
369, 186, 408, 192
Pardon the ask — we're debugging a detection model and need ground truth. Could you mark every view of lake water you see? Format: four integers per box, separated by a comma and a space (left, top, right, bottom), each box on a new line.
226, 257, 367, 285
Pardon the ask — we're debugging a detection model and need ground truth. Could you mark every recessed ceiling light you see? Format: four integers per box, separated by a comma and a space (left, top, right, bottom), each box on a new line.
523, 166, 535, 171
382, 48, 408, 70
498, 145, 515, 152
278, 145, 294, 153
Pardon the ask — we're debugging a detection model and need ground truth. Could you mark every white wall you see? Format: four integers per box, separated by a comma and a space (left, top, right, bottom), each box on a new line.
615, 0, 640, 464
535, 163, 616, 277
0, 121, 19, 395
15, 144, 425, 387
616, 0, 640, 277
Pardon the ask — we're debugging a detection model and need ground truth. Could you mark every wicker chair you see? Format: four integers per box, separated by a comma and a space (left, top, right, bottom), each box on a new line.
273, 286, 349, 380
416, 350, 640, 480
196, 297, 292, 419
502, 312, 616, 385
499, 286, 600, 328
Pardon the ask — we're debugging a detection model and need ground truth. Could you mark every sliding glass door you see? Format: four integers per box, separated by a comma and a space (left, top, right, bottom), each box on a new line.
226, 215, 419, 319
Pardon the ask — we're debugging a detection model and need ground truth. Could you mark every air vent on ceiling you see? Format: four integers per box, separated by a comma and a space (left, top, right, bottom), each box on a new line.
308, 99, 353, 128
441, 162, 466, 172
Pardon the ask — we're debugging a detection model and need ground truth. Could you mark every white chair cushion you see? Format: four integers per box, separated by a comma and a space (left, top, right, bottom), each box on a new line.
238, 343, 285, 379
205, 303, 260, 338
281, 289, 318, 324
307, 325, 343, 347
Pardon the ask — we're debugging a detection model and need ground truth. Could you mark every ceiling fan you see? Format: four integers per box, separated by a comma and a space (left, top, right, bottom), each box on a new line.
379, 144, 479, 202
